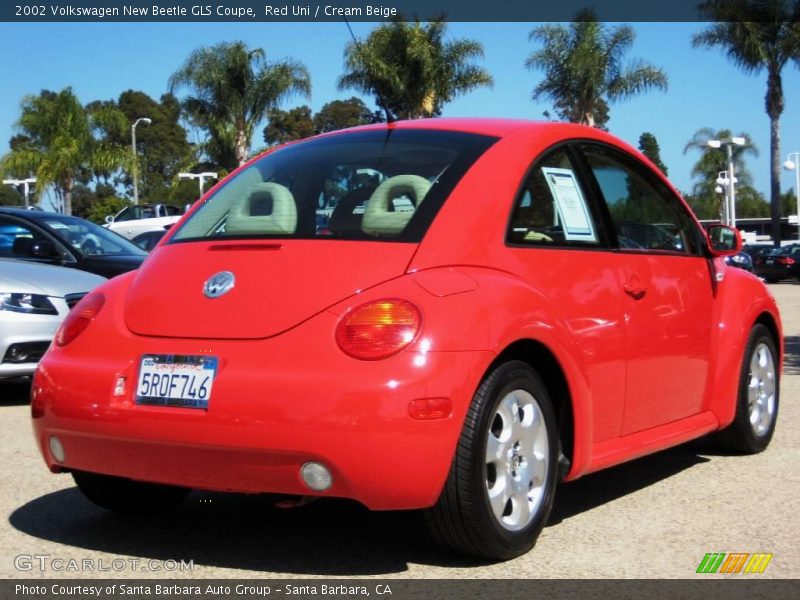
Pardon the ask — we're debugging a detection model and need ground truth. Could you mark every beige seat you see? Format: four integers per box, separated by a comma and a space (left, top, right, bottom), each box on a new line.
362, 175, 432, 236
225, 182, 297, 235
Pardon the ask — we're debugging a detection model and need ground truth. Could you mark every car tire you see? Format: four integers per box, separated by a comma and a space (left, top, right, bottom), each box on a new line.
425, 361, 559, 560
715, 324, 779, 454
72, 471, 190, 513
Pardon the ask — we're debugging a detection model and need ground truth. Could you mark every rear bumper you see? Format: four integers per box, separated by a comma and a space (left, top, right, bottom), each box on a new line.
31, 314, 491, 510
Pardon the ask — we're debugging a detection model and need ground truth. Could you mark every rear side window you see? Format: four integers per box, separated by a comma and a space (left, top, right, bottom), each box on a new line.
580, 144, 701, 254
171, 129, 497, 244
508, 148, 602, 247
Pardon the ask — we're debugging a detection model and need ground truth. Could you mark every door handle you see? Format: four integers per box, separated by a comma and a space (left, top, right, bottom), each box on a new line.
623, 277, 646, 300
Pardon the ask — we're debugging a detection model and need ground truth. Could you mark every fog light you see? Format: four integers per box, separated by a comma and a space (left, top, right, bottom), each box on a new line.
300, 462, 333, 492
49, 436, 65, 463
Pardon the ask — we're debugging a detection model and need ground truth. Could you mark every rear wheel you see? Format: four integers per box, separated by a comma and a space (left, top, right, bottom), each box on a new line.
716, 324, 779, 453
425, 361, 559, 560
72, 471, 190, 514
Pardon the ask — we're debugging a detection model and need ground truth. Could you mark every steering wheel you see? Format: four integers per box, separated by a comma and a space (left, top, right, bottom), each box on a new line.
80, 238, 104, 255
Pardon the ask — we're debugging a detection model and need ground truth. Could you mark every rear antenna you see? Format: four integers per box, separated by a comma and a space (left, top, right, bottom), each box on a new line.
343, 16, 396, 123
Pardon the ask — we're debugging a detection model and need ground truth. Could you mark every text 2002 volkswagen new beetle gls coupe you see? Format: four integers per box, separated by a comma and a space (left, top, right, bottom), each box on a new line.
32, 119, 781, 559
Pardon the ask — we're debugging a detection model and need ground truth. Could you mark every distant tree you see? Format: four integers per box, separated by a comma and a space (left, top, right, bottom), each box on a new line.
781, 187, 797, 217
109, 90, 194, 201
0, 88, 128, 215
526, 8, 668, 128
314, 97, 383, 133
0, 185, 23, 206
170, 41, 311, 169
71, 183, 127, 223
263, 106, 315, 146
684, 127, 760, 220
340, 18, 493, 119
638, 132, 668, 175
694, 0, 800, 244
683, 128, 758, 197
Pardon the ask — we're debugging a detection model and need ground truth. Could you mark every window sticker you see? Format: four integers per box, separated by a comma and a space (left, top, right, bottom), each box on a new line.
541, 167, 598, 242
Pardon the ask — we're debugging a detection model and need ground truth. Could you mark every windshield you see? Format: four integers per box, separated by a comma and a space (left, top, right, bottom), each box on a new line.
171, 129, 497, 244
40, 215, 147, 257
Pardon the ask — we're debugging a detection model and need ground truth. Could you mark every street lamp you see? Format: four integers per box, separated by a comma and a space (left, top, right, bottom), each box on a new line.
783, 151, 800, 241
707, 137, 746, 229
178, 172, 218, 197
131, 117, 152, 205
2, 177, 37, 208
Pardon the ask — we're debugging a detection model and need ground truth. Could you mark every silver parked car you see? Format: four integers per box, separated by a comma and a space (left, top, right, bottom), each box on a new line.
0, 259, 106, 379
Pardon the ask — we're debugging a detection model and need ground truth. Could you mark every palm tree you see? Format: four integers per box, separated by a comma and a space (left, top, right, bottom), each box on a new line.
339, 18, 494, 120
169, 41, 311, 169
693, 0, 800, 245
526, 8, 668, 128
0, 88, 128, 215
684, 127, 759, 194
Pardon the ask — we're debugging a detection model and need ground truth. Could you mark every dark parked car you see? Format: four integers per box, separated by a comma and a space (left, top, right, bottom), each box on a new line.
725, 251, 753, 272
131, 229, 167, 252
753, 245, 800, 282
0, 207, 146, 278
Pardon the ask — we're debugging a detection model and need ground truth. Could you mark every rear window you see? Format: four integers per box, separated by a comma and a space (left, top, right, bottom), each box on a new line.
171, 129, 497, 243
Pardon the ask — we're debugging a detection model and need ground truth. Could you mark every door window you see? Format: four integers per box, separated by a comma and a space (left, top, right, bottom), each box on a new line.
507, 148, 603, 247
580, 144, 701, 255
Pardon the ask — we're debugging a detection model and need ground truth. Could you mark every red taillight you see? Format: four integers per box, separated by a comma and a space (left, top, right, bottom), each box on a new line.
335, 299, 421, 360
777, 256, 795, 265
55, 293, 105, 347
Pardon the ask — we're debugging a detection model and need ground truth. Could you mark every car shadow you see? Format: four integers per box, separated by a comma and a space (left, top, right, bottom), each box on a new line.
10, 443, 710, 574
783, 335, 800, 376
0, 378, 31, 406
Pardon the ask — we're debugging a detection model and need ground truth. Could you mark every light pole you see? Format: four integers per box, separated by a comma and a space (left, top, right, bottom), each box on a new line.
131, 117, 152, 204
708, 137, 746, 229
178, 172, 218, 197
784, 152, 800, 241
2, 177, 37, 208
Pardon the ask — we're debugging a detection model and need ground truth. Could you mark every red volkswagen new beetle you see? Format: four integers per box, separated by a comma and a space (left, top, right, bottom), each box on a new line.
32, 119, 781, 559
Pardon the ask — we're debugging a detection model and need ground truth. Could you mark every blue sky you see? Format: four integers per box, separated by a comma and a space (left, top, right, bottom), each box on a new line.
1, 21, 798, 198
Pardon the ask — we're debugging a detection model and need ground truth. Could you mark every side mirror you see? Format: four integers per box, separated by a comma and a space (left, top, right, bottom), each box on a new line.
104, 215, 114, 224
30, 239, 59, 258
707, 224, 742, 257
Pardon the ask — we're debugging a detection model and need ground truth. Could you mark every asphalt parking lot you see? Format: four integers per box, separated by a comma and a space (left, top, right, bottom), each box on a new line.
1, 282, 798, 580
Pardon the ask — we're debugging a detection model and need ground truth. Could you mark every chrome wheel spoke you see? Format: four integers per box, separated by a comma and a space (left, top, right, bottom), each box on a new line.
485, 388, 550, 531
746, 342, 777, 437
488, 475, 509, 521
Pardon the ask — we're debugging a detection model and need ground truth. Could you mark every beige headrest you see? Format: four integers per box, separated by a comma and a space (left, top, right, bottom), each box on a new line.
362, 175, 432, 236
225, 182, 297, 235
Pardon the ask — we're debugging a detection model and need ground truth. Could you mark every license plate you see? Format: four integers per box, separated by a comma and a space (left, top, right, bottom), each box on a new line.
136, 354, 217, 409
766, 259, 775, 265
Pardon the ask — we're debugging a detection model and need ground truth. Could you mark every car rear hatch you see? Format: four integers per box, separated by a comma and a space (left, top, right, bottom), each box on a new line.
124, 240, 416, 339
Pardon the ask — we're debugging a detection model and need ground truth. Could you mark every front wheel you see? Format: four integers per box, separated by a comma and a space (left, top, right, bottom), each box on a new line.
425, 361, 559, 560
716, 324, 779, 453
72, 471, 190, 514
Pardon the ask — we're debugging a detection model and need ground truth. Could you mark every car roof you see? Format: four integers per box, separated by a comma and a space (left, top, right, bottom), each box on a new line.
320, 118, 618, 143
0, 206, 64, 219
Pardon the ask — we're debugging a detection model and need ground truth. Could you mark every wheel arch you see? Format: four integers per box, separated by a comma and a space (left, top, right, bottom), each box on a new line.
754, 310, 782, 368
486, 339, 575, 478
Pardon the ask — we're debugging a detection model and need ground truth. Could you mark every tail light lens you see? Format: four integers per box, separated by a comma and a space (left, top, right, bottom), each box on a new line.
55, 293, 105, 347
336, 299, 421, 360
777, 256, 795, 265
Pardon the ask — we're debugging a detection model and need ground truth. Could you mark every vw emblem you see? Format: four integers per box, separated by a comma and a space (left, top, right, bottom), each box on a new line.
203, 271, 235, 299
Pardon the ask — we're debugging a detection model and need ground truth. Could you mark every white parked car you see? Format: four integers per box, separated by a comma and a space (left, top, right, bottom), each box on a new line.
103, 203, 186, 240
0, 259, 106, 378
